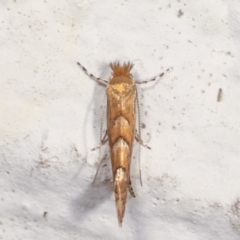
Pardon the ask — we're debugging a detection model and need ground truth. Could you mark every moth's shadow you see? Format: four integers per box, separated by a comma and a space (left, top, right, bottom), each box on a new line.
71, 180, 113, 222
91, 63, 110, 145
71, 155, 113, 222
81, 62, 110, 156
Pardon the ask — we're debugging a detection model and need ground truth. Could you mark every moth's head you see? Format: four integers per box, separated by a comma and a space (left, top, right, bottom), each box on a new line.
108, 62, 136, 97
110, 62, 134, 78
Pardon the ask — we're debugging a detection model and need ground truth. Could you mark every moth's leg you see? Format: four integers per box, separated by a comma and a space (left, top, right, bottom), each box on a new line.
92, 154, 107, 184
135, 132, 151, 150
92, 130, 108, 184
77, 62, 108, 85
135, 68, 171, 85
128, 178, 136, 197
91, 130, 108, 151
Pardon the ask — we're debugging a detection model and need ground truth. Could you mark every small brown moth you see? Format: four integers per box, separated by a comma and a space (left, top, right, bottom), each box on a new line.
77, 61, 168, 226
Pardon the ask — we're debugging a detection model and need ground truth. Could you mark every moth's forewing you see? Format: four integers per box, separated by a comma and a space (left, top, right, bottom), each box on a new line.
106, 63, 136, 226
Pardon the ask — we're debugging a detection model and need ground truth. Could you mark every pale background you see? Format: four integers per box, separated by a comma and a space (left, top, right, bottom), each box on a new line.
1, 1, 240, 239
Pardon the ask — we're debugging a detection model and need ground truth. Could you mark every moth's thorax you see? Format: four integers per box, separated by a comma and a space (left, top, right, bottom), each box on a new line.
107, 76, 136, 100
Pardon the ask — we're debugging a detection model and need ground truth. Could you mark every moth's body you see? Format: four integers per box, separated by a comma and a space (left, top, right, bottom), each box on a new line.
77, 61, 168, 227
107, 63, 136, 226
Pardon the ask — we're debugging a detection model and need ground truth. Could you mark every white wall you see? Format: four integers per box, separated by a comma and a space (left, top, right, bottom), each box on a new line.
1, 1, 240, 239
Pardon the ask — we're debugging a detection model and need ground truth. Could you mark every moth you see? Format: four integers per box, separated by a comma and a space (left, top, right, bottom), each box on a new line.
77, 61, 168, 226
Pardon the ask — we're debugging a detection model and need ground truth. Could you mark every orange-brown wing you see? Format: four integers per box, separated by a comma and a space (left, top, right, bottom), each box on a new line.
106, 79, 136, 175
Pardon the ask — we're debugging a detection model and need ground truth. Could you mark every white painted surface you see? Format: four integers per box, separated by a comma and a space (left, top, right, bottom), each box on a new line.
1, 1, 240, 239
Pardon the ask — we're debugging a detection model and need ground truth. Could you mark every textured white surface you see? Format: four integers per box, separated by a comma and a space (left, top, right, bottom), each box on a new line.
1, 0, 240, 239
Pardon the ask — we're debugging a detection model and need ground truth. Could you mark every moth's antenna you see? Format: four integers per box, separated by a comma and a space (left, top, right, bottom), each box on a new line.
136, 88, 143, 186
135, 68, 170, 85
77, 62, 108, 85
